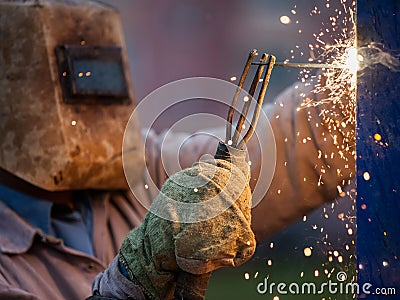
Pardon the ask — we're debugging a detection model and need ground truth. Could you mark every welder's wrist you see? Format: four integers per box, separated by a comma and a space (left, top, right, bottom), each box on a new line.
173, 271, 211, 300
118, 259, 131, 281
91, 256, 146, 300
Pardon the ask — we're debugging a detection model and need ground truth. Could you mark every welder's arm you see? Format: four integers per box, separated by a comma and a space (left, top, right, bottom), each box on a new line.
250, 83, 355, 241
150, 82, 355, 241
90, 82, 354, 299
92, 150, 255, 300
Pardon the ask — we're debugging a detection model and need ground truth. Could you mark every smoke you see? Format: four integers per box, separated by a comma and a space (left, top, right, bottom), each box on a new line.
358, 42, 400, 74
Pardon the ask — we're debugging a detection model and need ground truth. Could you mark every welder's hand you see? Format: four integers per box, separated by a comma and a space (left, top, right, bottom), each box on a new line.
118, 146, 255, 299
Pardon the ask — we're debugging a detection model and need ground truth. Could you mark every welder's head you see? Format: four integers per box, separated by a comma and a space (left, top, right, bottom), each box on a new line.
0, 0, 144, 191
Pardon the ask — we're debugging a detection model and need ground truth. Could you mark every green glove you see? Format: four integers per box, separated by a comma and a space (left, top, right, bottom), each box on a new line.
119, 144, 256, 299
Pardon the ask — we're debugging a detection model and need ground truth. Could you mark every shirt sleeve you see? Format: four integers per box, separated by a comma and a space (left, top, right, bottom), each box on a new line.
249, 83, 355, 240
91, 256, 146, 299
143, 82, 355, 241
0, 281, 41, 300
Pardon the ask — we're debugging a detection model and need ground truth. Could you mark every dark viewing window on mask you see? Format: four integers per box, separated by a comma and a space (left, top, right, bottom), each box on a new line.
73, 60, 126, 95
55, 45, 131, 105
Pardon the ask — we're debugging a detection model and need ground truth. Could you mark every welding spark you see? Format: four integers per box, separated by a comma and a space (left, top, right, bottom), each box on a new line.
288, 0, 358, 281
280, 15, 291, 25
246, 0, 359, 286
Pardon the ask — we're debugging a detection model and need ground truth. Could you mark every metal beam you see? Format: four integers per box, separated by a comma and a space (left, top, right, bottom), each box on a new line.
357, 0, 400, 296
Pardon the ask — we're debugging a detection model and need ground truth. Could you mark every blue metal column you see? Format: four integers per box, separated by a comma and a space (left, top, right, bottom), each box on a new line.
357, 0, 400, 297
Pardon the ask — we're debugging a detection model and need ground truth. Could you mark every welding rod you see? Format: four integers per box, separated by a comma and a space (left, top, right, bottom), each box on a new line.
252, 61, 344, 69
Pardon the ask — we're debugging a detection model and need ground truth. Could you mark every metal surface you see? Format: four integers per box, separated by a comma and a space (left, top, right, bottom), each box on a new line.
357, 0, 400, 296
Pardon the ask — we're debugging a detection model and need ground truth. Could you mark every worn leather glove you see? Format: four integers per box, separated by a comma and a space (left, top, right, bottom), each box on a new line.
119, 143, 256, 299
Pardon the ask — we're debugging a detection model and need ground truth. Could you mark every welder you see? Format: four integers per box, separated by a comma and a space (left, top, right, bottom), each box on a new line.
0, 1, 354, 299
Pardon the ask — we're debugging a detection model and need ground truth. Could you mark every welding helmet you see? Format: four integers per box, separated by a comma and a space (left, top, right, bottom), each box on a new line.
0, 0, 144, 191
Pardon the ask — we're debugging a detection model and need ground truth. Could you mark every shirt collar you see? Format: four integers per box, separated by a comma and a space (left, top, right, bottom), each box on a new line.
0, 184, 53, 234
0, 200, 38, 254
0, 184, 95, 256
0, 184, 56, 254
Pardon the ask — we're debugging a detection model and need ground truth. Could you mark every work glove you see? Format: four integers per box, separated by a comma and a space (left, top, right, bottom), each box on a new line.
119, 142, 256, 299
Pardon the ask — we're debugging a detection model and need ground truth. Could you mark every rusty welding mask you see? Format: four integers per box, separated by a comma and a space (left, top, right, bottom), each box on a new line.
0, 0, 144, 191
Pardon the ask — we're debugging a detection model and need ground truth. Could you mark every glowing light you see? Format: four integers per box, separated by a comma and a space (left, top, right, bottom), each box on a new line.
243, 96, 249, 102
273, 296, 280, 300
230, 76, 237, 81
361, 204, 367, 210
314, 270, 319, 277
374, 133, 382, 141
267, 259, 273, 266
71, 120, 77, 126
363, 172, 371, 181
280, 15, 291, 25
304, 247, 312, 257
244, 273, 250, 280
383, 261, 389, 267
227, 140, 233, 146
78, 72, 84, 78
345, 47, 358, 75
86, 71, 91, 77
347, 228, 354, 235
337, 185, 346, 197
193, 188, 199, 193
144, 184, 149, 190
